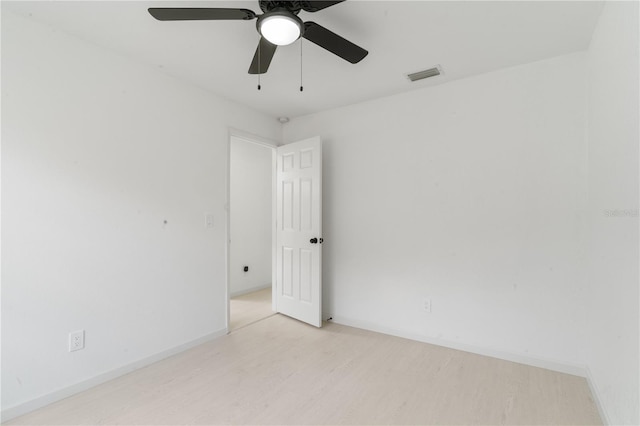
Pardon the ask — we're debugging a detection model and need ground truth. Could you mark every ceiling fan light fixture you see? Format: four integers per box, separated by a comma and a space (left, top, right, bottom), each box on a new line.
258, 11, 303, 46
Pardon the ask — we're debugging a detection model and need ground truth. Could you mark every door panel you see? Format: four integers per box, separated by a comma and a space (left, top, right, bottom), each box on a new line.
300, 179, 313, 230
276, 137, 322, 327
282, 247, 294, 297
282, 180, 295, 230
300, 248, 313, 303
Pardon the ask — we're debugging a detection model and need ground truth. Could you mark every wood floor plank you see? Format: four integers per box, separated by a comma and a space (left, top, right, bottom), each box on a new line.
7, 314, 601, 425
229, 287, 274, 331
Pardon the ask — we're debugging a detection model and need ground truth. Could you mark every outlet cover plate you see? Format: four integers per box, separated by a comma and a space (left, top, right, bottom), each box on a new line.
69, 330, 85, 352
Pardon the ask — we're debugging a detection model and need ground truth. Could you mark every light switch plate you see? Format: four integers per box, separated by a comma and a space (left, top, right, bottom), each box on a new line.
205, 214, 214, 228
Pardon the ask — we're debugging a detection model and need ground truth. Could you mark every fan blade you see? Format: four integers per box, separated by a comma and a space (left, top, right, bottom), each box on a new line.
302, 22, 368, 64
148, 8, 257, 21
248, 38, 278, 74
300, 1, 345, 12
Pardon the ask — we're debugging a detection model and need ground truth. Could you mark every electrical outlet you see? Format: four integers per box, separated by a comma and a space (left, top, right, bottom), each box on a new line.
69, 330, 85, 352
423, 298, 432, 313
205, 214, 215, 228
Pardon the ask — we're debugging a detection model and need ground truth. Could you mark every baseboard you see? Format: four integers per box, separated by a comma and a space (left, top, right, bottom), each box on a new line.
326, 314, 588, 378
585, 366, 610, 425
0, 327, 228, 423
230, 283, 271, 298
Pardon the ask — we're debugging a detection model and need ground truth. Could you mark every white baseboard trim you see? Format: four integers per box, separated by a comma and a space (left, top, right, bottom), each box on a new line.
230, 283, 271, 298
0, 327, 228, 423
585, 367, 610, 425
325, 314, 588, 378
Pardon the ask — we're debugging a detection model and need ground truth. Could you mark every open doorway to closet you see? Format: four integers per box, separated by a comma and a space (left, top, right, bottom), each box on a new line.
228, 133, 276, 331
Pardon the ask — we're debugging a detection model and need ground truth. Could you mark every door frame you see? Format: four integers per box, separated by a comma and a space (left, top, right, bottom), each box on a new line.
226, 128, 278, 333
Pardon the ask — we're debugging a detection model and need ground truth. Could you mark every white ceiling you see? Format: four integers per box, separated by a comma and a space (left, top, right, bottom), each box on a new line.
4, 1, 603, 119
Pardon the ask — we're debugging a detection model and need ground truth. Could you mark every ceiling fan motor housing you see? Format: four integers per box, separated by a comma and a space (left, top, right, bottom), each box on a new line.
259, 1, 303, 14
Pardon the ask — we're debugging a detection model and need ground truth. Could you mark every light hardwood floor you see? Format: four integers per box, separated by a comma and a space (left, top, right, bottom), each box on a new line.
229, 287, 274, 331
7, 314, 601, 425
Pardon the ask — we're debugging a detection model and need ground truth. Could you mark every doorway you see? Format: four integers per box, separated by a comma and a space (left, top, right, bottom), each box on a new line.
228, 132, 276, 331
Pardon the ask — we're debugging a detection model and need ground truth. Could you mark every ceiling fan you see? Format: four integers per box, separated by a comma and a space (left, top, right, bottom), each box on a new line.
148, 1, 368, 75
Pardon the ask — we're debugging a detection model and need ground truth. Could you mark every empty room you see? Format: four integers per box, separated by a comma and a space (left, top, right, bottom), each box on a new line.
1, 0, 638, 425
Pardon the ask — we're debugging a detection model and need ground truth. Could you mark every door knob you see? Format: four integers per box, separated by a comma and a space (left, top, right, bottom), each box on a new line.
310, 238, 318, 244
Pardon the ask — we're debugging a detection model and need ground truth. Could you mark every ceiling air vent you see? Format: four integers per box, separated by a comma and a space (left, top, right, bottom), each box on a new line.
407, 66, 442, 82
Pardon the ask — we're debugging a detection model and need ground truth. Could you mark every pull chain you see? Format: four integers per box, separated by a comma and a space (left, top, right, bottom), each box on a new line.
300, 39, 304, 92
257, 39, 261, 90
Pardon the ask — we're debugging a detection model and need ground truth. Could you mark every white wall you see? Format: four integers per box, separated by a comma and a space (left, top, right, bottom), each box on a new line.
283, 53, 589, 369
585, 2, 639, 424
229, 137, 273, 296
1, 10, 280, 417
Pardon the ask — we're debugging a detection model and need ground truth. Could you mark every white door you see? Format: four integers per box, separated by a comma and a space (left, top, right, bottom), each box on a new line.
275, 137, 322, 327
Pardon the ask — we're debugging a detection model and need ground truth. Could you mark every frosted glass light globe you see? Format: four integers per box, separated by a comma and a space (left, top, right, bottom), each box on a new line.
259, 14, 301, 46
